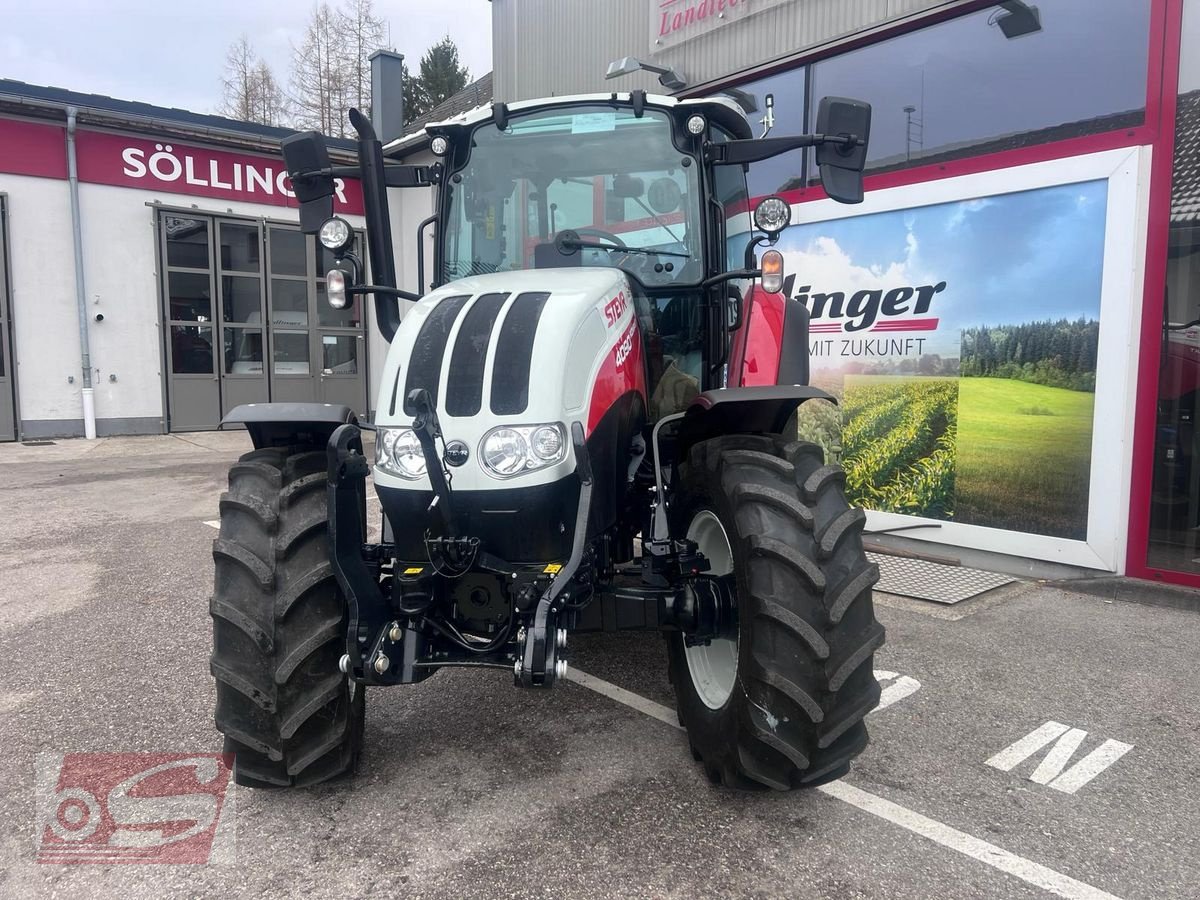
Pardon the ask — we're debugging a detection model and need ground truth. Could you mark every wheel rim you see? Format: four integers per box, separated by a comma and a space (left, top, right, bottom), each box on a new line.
683, 510, 738, 710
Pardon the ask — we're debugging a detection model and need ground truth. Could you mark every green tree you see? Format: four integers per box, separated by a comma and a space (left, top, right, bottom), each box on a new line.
416, 36, 470, 114
402, 58, 426, 124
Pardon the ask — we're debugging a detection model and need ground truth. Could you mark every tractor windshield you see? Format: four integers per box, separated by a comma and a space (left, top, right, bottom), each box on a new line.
440, 105, 703, 287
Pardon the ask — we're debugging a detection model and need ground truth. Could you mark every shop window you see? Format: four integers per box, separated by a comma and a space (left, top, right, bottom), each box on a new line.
808, 0, 1151, 177
221, 275, 262, 324
223, 328, 264, 374
164, 216, 209, 269
273, 330, 310, 375
219, 223, 261, 272
270, 279, 309, 327
322, 334, 358, 375
170, 324, 214, 373
1146, 0, 1200, 573
270, 228, 307, 276
167, 272, 212, 322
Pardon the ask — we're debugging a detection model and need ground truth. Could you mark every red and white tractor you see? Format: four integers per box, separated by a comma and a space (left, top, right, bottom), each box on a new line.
210, 89, 884, 791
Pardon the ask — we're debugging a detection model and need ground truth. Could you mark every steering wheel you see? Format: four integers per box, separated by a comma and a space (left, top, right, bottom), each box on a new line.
572, 227, 627, 248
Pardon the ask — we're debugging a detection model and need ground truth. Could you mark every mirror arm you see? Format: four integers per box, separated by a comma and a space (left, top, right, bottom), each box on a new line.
707, 133, 864, 166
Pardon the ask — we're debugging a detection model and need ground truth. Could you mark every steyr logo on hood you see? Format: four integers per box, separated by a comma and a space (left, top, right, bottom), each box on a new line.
444, 441, 469, 467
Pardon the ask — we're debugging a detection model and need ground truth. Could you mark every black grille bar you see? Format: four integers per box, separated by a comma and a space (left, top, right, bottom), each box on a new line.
403, 294, 470, 410
490, 292, 550, 416
445, 292, 510, 417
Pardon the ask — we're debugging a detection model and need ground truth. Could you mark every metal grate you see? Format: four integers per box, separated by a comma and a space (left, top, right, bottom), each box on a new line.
21, 441, 56, 447
867, 551, 1016, 605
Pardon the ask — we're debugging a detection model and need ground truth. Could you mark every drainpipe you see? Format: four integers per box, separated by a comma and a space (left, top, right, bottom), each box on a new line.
65, 106, 96, 439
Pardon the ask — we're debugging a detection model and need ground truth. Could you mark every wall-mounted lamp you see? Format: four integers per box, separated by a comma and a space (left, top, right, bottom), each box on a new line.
992, 1, 1042, 39
605, 57, 687, 91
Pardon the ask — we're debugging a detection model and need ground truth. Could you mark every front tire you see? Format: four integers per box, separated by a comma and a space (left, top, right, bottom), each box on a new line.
667, 435, 884, 790
210, 446, 364, 788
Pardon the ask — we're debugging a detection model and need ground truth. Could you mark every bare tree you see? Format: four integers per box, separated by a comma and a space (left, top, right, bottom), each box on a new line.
220, 36, 289, 126
289, 3, 350, 137
250, 61, 288, 127
219, 36, 258, 121
338, 0, 388, 115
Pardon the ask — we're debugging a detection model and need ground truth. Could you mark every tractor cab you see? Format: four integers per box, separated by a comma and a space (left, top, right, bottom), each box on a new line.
430, 96, 751, 414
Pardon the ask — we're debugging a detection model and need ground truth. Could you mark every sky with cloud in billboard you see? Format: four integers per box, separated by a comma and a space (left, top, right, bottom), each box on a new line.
780, 179, 1108, 338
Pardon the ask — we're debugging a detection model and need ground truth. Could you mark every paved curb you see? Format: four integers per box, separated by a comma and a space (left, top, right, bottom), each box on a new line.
1050, 575, 1200, 612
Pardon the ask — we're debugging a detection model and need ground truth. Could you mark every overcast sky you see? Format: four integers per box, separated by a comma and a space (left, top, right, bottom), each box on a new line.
0, 0, 492, 114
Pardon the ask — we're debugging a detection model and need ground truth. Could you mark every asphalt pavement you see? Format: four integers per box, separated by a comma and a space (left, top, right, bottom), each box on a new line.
0, 433, 1197, 899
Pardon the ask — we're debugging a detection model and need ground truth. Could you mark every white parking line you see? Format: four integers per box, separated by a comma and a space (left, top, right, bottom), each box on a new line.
566, 667, 1122, 900
874, 669, 922, 710
203, 520, 220, 529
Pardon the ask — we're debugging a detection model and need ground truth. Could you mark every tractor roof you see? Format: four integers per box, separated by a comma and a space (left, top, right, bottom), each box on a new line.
383, 92, 751, 155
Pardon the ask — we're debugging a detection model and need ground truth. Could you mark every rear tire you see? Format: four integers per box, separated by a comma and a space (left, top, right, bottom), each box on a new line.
667, 434, 884, 790
210, 446, 364, 788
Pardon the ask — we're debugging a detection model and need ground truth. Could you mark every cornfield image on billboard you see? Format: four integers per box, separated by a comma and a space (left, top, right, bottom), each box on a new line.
840, 376, 958, 519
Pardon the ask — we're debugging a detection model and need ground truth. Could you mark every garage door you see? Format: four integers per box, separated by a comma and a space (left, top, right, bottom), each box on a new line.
159, 212, 368, 431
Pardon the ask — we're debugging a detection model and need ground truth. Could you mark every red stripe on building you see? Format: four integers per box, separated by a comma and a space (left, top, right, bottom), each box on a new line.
0, 118, 68, 179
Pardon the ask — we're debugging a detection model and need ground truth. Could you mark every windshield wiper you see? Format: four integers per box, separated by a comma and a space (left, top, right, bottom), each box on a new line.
555, 231, 691, 259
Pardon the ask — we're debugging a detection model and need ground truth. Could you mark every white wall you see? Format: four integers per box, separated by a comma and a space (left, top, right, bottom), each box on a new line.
1, 174, 83, 427
0, 171, 368, 434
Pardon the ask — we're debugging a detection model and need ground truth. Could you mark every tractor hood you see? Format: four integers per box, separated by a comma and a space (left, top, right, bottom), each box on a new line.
374, 267, 645, 492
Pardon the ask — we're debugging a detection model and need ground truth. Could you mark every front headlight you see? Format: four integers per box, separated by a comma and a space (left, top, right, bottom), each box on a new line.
480, 423, 566, 479
376, 427, 427, 479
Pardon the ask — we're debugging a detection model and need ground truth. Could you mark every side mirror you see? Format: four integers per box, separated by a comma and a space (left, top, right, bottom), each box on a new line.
815, 96, 871, 204
281, 131, 335, 233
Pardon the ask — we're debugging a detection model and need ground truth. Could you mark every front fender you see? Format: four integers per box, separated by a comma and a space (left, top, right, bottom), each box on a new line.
674, 385, 834, 460
221, 402, 358, 449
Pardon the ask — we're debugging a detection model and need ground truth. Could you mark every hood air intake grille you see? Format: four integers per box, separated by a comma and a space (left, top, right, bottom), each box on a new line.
445, 292, 509, 416
490, 292, 550, 415
403, 294, 469, 410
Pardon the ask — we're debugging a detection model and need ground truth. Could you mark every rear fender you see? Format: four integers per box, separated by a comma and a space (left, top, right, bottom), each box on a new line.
221, 403, 359, 449
672, 385, 834, 462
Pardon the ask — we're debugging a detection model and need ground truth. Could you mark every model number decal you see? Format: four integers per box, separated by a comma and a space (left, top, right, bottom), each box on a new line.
603, 291, 628, 328
614, 322, 637, 368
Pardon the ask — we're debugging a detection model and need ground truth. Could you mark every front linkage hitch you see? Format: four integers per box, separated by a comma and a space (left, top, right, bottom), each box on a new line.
325, 418, 597, 690
326, 416, 734, 691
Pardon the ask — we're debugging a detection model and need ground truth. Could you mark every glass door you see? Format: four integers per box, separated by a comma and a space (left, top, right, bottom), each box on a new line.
216, 221, 268, 410
160, 213, 220, 431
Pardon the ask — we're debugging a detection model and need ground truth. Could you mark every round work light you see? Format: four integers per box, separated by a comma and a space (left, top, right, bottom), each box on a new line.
318, 216, 354, 252
753, 196, 792, 236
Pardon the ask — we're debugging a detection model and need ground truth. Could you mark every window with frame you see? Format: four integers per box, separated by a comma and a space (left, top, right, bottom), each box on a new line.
725, 0, 1153, 196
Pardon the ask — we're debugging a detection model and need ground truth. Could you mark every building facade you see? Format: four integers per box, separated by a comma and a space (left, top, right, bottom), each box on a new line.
490, 0, 1200, 586
0, 82, 380, 440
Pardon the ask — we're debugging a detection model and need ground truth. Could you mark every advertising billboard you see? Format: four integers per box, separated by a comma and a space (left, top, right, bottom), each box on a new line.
788, 180, 1106, 541
781, 148, 1146, 570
